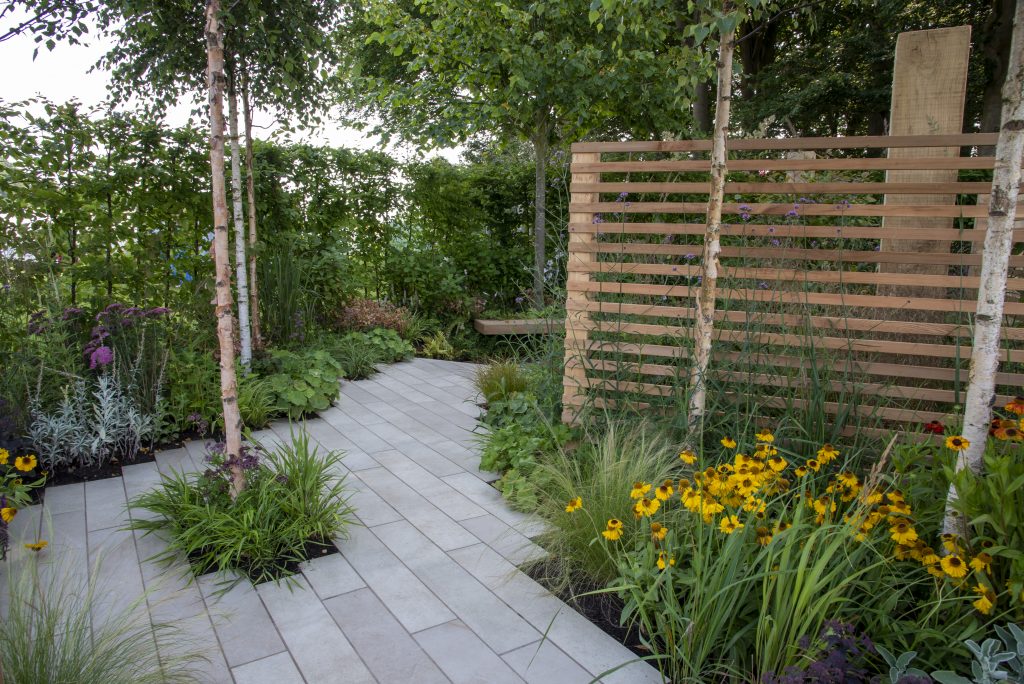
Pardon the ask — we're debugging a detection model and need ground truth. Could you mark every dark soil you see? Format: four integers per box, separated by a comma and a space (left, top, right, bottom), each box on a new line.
186, 535, 340, 585
524, 558, 650, 660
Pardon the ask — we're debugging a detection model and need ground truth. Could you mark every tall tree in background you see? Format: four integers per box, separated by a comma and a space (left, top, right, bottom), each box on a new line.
944, 0, 1024, 536
204, 0, 245, 497
338, 0, 687, 308
227, 69, 252, 369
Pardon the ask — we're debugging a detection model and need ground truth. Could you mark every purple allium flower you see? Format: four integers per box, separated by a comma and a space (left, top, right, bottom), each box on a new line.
89, 345, 114, 369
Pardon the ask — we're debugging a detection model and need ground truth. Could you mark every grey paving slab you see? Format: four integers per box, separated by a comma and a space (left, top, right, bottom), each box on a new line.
374, 520, 540, 655
414, 620, 525, 684
503, 640, 594, 684
357, 467, 480, 551
200, 573, 287, 668
232, 652, 305, 684
325, 588, 450, 684
300, 552, 365, 599
459, 514, 547, 565
257, 575, 375, 684
339, 525, 455, 633
84, 476, 128, 531
18, 358, 662, 684
41, 482, 84, 514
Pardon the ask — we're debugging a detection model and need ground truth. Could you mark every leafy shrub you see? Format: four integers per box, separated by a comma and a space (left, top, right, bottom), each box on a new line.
421, 330, 455, 360
28, 375, 157, 470
333, 298, 408, 335
401, 312, 438, 346
879, 623, 1024, 684
475, 360, 529, 404
0, 551, 200, 683
334, 328, 414, 364
262, 349, 343, 418
129, 432, 353, 585
383, 247, 472, 320
259, 246, 311, 346
324, 335, 381, 380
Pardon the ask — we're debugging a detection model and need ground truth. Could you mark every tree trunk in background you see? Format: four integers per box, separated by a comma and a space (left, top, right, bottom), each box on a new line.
241, 66, 262, 350
687, 17, 735, 430
532, 115, 549, 309
228, 72, 252, 371
980, 0, 1017, 138
205, 0, 245, 498
944, 1, 1024, 538
693, 79, 712, 135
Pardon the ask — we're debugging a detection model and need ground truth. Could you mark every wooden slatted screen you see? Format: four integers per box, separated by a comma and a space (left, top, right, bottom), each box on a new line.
562, 133, 1024, 430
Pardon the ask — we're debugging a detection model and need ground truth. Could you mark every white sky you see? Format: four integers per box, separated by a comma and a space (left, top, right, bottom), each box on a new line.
0, 20, 461, 163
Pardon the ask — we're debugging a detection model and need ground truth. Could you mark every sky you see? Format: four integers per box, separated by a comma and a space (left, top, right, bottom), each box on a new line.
0, 17, 462, 162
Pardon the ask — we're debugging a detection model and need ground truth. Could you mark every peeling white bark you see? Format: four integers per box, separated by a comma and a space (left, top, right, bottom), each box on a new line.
228, 75, 252, 371
943, 0, 1024, 537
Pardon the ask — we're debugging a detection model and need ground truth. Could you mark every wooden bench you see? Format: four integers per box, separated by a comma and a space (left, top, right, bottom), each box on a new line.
472, 318, 563, 335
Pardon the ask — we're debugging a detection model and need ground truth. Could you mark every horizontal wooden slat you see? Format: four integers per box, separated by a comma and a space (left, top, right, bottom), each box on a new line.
574, 181, 994, 195
568, 299, 1024, 341
571, 221, 1023, 242
577, 371, 1009, 406
573, 201, 989, 218
577, 280, 1024, 314
572, 157, 996, 173
571, 261, 1024, 290
581, 323, 1020, 362
571, 242, 1024, 268
570, 133, 999, 153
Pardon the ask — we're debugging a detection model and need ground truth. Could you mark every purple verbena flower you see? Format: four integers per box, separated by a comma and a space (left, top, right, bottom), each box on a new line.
89, 345, 114, 369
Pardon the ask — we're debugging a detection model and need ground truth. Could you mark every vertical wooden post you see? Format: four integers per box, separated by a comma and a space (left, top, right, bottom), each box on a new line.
879, 26, 971, 299
562, 151, 600, 425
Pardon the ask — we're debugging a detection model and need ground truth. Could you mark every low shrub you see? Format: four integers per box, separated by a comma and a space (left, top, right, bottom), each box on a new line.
262, 349, 344, 418
475, 360, 530, 405
0, 551, 200, 683
333, 298, 408, 336
0, 444, 45, 559
421, 330, 455, 360
129, 432, 353, 585
325, 335, 381, 380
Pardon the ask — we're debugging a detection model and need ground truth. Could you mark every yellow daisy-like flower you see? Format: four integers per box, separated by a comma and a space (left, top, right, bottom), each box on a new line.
889, 520, 918, 546
766, 455, 787, 472
564, 497, 583, 513
0, 447, 8, 465
972, 584, 996, 614
806, 459, 821, 472
721, 437, 737, 449
837, 472, 859, 488
634, 497, 661, 517
679, 450, 697, 465
681, 488, 701, 511
754, 430, 775, 444
755, 526, 773, 546
944, 435, 969, 451
601, 519, 623, 541
794, 466, 809, 478
919, 549, 940, 567
970, 553, 993, 573
24, 540, 47, 552
651, 522, 668, 541
888, 500, 912, 516
14, 454, 37, 472
0, 507, 16, 523
817, 444, 839, 462
865, 490, 884, 506
655, 480, 674, 501
941, 533, 962, 554
719, 515, 744, 534
656, 551, 676, 570
629, 482, 652, 500
941, 554, 968, 578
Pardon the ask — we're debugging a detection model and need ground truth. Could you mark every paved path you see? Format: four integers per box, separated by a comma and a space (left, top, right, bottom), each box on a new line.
4, 358, 660, 684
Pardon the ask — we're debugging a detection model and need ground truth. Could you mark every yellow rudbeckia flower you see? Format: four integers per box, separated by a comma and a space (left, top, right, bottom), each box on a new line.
564, 497, 582, 513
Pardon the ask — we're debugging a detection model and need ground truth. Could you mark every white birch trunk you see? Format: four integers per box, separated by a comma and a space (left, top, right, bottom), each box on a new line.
205, 0, 245, 497
241, 66, 262, 350
942, 0, 1024, 537
687, 20, 736, 430
228, 74, 252, 370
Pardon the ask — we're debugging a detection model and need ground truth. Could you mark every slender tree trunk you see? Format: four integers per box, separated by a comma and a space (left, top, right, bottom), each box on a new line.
105, 146, 113, 298
228, 71, 252, 370
532, 114, 549, 309
241, 65, 262, 350
687, 16, 736, 430
943, 0, 1024, 537
205, 0, 245, 498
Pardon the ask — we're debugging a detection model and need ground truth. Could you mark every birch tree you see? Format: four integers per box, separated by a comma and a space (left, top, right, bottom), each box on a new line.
228, 71, 252, 370
944, 0, 1024, 537
205, 0, 245, 497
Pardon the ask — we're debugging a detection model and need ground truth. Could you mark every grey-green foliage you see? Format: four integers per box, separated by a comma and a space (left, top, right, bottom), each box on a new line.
28, 374, 156, 469
0, 551, 200, 683
880, 624, 1024, 684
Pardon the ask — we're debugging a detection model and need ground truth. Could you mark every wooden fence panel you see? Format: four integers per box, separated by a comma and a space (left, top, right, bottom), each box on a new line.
561, 133, 1024, 430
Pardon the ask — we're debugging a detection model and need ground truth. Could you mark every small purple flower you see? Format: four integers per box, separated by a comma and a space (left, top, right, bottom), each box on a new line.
771, 239, 781, 246
759, 281, 769, 289
592, 214, 604, 224
89, 345, 114, 369
785, 209, 799, 218
61, 306, 84, 320
616, 191, 628, 201
514, 296, 525, 304
671, 266, 678, 272
873, 244, 880, 251
684, 253, 696, 261
145, 306, 171, 317
663, 234, 674, 244
739, 204, 752, 221
768, 226, 776, 234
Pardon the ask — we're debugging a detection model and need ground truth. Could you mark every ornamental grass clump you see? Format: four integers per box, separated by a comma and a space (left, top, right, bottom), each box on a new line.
129, 430, 353, 586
